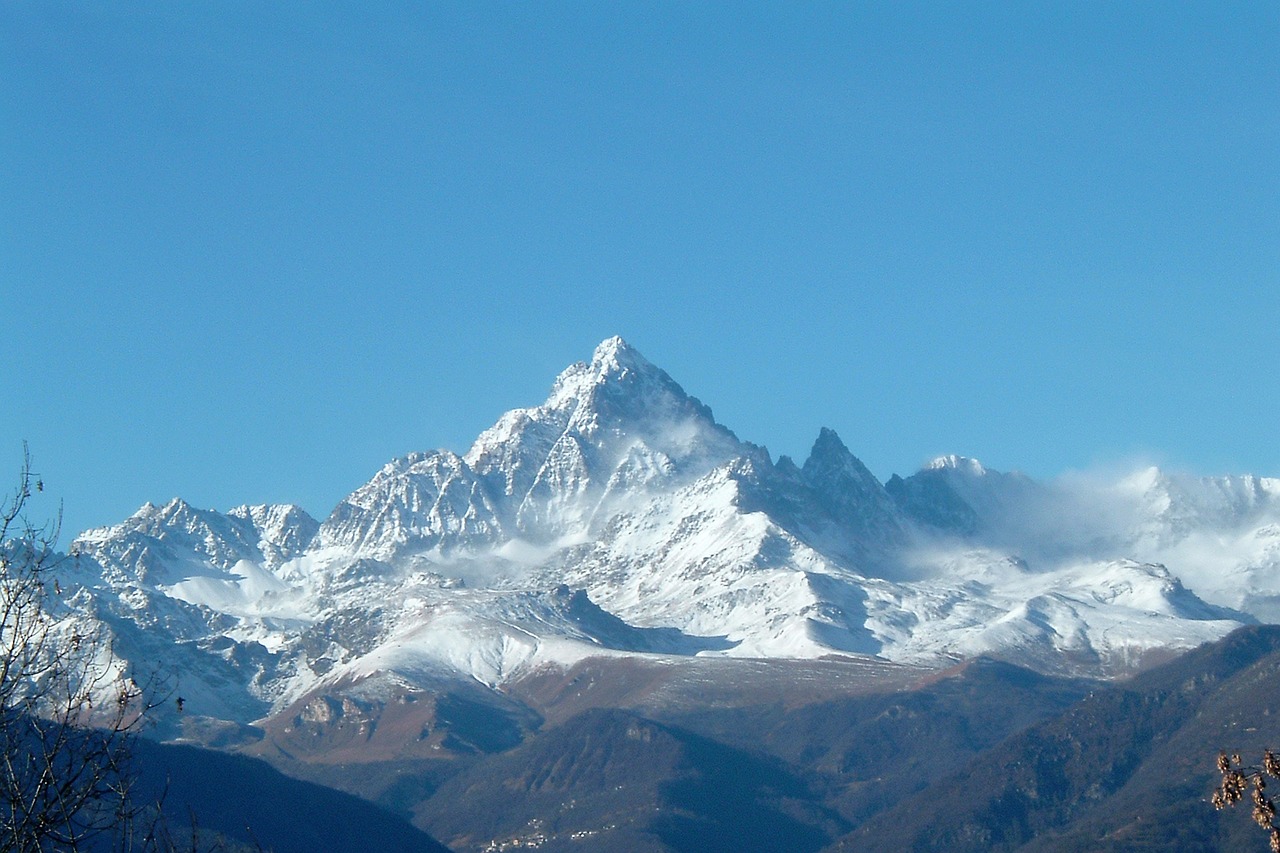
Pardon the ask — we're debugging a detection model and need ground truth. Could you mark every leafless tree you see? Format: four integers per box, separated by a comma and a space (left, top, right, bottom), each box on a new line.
0, 444, 165, 852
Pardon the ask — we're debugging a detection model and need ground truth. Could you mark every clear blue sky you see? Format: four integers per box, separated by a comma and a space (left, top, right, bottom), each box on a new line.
3, 2, 1277, 539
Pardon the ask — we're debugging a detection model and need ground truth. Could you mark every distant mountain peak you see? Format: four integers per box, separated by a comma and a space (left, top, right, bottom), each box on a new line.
126, 496, 203, 526
468, 337, 737, 465
320, 338, 752, 554
591, 335, 642, 370
927, 455, 987, 476
121, 497, 192, 521
1116, 465, 1165, 492
811, 426, 847, 453
542, 336, 669, 413
802, 428, 873, 483
797, 427, 904, 547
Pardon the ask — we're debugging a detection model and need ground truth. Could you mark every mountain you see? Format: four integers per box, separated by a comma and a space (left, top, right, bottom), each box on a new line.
75, 497, 318, 582
887, 454, 1037, 537
53, 338, 1266, 738
120, 625, 1279, 853
22, 336, 1280, 849
328, 650, 1091, 850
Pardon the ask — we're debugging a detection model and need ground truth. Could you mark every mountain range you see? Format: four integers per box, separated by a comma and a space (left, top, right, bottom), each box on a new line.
28, 336, 1280, 849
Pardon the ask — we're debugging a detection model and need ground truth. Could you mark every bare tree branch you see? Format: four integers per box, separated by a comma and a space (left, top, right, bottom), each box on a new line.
0, 445, 176, 852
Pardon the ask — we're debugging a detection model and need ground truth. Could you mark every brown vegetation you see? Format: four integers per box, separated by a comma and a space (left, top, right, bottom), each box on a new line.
1213, 749, 1280, 852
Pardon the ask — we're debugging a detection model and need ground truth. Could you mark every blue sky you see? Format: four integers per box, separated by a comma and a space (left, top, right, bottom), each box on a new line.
3, 2, 1277, 539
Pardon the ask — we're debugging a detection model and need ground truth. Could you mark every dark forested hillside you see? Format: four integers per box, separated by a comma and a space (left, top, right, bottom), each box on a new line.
129, 739, 451, 853
838, 625, 1280, 852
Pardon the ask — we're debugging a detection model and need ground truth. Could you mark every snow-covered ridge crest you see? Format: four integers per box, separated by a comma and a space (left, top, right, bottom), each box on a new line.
313, 450, 504, 558
927, 454, 987, 476
73, 497, 319, 576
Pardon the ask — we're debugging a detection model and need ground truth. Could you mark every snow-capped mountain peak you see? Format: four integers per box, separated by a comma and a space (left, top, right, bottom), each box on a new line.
585, 334, 648, 380
507, 335, 730, 444
310, 339, 756, 561
1116, 466, 1280, 530
926, 454, 988, 476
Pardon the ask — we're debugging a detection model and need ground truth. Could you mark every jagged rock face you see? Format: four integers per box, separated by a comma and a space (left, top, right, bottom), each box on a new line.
314, 451, 506, 557
45, 337, 1280, 743
885, 470, 979, 535
886, 455, 1042, 538
316, 337, 754, 558
75, 498, 320, 582
467, 336, 755, 541
798, 428, 905, 548
228, 504, 320, 566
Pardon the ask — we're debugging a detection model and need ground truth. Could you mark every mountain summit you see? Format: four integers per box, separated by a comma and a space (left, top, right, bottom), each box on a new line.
317, 337, 749, 557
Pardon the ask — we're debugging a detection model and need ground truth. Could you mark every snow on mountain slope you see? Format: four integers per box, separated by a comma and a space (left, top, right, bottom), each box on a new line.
228, 503, 320, 567
553, 455, 1240, 674
553, 457, 867, 659
865, 554, 1243, 675
313, 451, 505, 558
313, 337, 753, 561
75, 498, 319, 584
891, 455, 1280, 618
1117, 467, 1280, 537
464, 335, 752, 533
793, 428, 907, 558
47, 337, 1269, 736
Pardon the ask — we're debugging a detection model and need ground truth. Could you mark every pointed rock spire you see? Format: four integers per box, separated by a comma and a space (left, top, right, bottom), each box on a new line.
800, 428, 903, 543
801, 428, 881, 494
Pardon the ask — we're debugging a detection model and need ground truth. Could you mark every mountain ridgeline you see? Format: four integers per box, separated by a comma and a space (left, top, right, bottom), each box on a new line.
34, 337, 1280, 850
